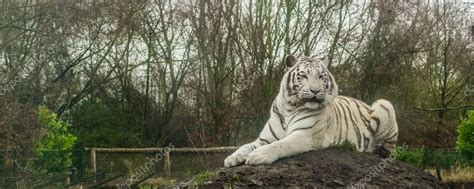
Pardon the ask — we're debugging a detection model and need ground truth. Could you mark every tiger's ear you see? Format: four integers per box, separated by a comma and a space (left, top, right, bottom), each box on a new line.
285, 54, 297, 69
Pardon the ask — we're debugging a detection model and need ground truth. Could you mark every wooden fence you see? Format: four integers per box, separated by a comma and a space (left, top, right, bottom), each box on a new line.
84, 146, 238, 176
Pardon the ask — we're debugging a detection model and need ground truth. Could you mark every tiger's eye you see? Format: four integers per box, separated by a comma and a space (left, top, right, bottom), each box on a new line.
319, 75, 324, 79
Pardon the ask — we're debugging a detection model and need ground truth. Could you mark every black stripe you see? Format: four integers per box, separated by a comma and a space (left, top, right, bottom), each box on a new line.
333, 103, 343, 142
273, 105, 285, 128
289, 107, 310, 116
289, 119, 323, 135
272, 105, 278, 113
365, 104, 372, 111
385, 141, 397, 145
379, 104, 392, 119
291, 113, 320, 125
250, 144, 256, 150
292, 71, 299, 91
380, 104, 390, 113
340, 98, 362, 150
354, 101, 371, 125
287, 108, 311, 124
286, 71, 293, 97
289, 126, 313, 134
372, 116, 381, 134
291, 71, 300, 96
268, 123, 279, 140
329, 105, 338, 134
368, 108, 374, 114
258, 137, 270, 144
363, 134, 370, 152
323, 66, 334, 91
336, 102, 350, 140
386, 132, 398, 141
355, 100, 372, 114
347, 98, 364, 148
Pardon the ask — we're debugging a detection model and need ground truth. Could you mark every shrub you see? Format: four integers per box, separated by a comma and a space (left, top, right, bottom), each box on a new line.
433, 150, 456, 170
69, 100, 143, 175
396, 148, 424, 167
396, 148, 456, 169
456, 110, 474, 165
70, 100, 141, 148
30, 105, 77, 173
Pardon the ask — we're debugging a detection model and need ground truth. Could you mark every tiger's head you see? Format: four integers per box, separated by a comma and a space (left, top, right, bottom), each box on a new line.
280, 54, 338, 109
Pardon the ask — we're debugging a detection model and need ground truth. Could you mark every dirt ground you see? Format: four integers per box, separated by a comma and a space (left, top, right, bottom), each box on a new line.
181, 148, 448, 188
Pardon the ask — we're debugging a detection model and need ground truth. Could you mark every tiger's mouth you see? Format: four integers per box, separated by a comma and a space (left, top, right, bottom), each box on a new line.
299, 92, 325, 104
307, 96, 323, 103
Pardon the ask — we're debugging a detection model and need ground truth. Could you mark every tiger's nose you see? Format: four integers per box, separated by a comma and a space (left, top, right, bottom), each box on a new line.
310, 89, 320, 94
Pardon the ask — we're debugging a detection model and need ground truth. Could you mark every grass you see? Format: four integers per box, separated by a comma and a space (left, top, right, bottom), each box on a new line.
193, 170, 217, 185
395, 148, 458, 169
328, 140, 357, 152
138, 185, 154, 189
139, 177, 176, 188
396, 148, 474, 182
426, 167, 474, 182
395, 148, 425, 167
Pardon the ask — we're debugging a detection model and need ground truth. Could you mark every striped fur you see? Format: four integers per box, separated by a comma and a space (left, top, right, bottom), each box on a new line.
224, 55, 398, 167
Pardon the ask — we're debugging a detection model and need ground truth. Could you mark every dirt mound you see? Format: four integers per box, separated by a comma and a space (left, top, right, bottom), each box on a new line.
182, 148, 447, 188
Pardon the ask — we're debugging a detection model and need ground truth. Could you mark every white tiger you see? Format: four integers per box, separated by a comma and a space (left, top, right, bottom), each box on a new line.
224, 55, 398, 167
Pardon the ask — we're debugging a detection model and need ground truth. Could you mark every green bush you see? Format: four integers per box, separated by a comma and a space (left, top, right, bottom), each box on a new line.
69, 100, 143, 174
30, 105, 77, 173
70, 100, 142, 148
433, 150, 457, 169
456, 110, 474, 165
396, 148, 424, 167
396, 148, 456, 169
397, 111, 474, 169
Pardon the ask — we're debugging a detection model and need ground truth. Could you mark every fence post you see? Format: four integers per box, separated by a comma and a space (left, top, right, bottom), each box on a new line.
90, 148, 96, 179
164, 150, 171, 177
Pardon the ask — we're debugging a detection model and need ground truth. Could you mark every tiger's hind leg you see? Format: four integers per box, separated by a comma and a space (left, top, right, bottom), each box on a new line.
369, 99, 398, 158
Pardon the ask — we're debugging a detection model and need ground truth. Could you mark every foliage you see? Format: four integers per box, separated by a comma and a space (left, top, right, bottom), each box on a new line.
70, 100, 142, 148
68, 99, 145, 176
0, 97, 42, 177
456, 111, 474, 165
396, 148, 425, 167
193, 170, 217, 185
433, 150, 457, 170
396, 148, 457, 169
29, 105, 77, 173
0, 0, 472, 153
1, 0, 473, 185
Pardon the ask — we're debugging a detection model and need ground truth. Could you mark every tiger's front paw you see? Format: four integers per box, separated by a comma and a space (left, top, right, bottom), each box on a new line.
245, 146, 278, 165
224, 154, 247, 167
